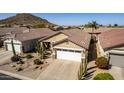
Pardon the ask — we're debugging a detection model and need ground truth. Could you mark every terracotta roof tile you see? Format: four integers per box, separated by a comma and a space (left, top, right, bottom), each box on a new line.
60, 29, 91, 49
98, 29, 124, 49
15, 28, 55, 41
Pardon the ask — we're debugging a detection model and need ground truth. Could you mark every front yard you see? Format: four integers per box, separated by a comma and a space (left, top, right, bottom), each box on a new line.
0, 52, 52, 79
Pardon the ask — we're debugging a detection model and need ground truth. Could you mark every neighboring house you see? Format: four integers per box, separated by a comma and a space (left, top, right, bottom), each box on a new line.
40, 29, 91, 62
96, 29, 124, 67
0, 27, 27, 47
3, 28, 55, 53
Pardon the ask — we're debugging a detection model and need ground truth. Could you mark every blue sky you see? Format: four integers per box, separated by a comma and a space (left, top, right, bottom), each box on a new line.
0, 13, 124, 26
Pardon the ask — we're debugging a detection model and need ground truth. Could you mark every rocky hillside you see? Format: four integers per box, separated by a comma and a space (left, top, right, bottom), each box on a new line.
0, 13, 55, 27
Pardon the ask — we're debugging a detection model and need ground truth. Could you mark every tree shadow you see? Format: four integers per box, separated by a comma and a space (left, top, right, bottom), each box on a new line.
87, 65, 97, 71
82, 70, 96, 80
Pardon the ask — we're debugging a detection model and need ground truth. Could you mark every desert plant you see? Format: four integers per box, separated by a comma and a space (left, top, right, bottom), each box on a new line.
11, 55, 21, 62
96, 57, 109, 69
34, 59, 43, 65
36, 42, 47, 61
11, 39, 16, 56
26, 54, 33, 59
93, 73, 114, 80
17, 59, 24, 64
78, 59, 88, 80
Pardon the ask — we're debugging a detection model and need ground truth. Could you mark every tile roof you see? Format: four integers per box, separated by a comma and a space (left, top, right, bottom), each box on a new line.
98, 29, 124, 49
15, 28, 55, 41
59, 29, 91, 49
0, 27, 27, 36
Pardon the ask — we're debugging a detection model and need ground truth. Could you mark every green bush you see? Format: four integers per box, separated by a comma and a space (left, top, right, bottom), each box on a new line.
93, 73, 114, 80
34, 59, 43, 65
96, 57, 109, 69
26, 54, 33, 59
11, 55, 21, 62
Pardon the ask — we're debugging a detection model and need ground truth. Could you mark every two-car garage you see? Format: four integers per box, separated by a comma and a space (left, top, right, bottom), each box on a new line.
4, 39, 22, 53
56, 48, 82, 62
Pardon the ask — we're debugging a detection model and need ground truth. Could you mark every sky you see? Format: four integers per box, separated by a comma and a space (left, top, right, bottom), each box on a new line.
0, 13, 124, 26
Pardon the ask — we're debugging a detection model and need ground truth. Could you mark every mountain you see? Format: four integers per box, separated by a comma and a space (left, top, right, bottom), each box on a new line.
0, 13, 55, 27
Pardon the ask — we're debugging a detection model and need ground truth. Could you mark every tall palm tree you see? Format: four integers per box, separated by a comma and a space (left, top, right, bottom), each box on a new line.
90, 21, 99, 33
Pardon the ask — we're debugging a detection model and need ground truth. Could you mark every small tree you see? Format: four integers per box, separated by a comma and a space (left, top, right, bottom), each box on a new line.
96, 57, 109, 69
114, 24, 118, 27
33, 23, 47, 28
56, 26, 64, 31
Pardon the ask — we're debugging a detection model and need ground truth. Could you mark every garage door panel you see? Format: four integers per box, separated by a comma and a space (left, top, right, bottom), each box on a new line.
110, 54, 124, 68
57, 50, 81, 62
7, 44, 21, 53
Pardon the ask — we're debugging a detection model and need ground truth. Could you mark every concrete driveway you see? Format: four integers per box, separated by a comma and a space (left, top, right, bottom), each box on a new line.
109, 66, 124, 80
0, 50, 13, 65
37, 60, 80, 80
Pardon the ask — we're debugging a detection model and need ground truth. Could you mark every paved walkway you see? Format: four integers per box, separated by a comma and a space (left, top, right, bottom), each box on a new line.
37, 59, 80, 80
109, 66, 124, 80
0, 50, 13, 65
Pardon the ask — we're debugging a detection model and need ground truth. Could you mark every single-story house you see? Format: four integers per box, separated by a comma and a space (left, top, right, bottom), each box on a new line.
3, 28, 55, 53
96, 29, 124, 67
0, 27, 27, 46
40, 29, 91, 62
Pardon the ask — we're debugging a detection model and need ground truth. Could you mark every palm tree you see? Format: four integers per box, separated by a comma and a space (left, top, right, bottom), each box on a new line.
90, 21, 99, 33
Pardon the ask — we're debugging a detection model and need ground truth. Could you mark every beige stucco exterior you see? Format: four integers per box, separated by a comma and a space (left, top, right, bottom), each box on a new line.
44, 33, 68, 43
53, 41, 86, 60
96, 39, 106, 57
54, 41, 83, 49
41, 32, 87, 62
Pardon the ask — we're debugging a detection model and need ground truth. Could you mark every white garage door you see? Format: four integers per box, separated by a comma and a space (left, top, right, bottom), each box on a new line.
56, 49, 82, 62
7, 43, 21, 53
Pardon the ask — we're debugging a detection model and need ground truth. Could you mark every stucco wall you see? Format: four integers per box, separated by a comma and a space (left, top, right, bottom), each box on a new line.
44, 33, 68, 43
22, 39, 38, 52
96, 39, 106, 57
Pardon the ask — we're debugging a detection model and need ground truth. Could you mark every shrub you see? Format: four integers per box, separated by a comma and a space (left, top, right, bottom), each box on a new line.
26, 54, 33, 59
96, 57, 109, 69
16, 67, 23, 72
93, 73, 114, 80
11, 55, 21, 62
17, 59, 24, 64
34, 59, 43, 65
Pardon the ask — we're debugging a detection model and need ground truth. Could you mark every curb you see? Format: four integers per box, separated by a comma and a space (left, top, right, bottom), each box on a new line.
0, 70, 33, 80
